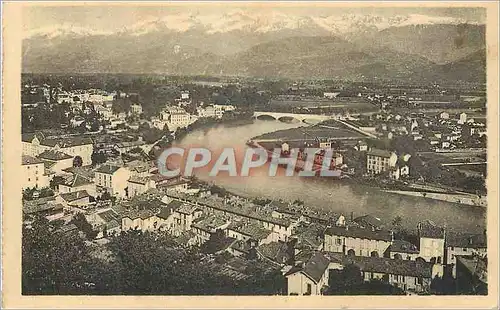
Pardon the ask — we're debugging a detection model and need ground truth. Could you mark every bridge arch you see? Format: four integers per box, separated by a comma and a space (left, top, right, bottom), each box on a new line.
256, 114, 277, 121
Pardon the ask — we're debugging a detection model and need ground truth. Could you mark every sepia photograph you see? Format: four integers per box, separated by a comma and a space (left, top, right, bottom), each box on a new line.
2, 1, 499, 309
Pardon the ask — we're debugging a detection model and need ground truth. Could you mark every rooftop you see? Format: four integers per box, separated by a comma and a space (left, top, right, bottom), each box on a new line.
418, 220, 445, 239
38, 150, 73, 161
95, 164, 123, 175
285, 252, 331, 283
59, 190, 90, 202
325, 225, 392, 242
22, 155, 44, 166
367, 148, 393, 158
389, 239, 419, 254
446, 232, 486, 249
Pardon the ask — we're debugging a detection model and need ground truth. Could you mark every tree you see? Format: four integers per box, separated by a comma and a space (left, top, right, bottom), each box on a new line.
70, 213, 98, 240
91, 151, 107, 166
73, 156, 83, 167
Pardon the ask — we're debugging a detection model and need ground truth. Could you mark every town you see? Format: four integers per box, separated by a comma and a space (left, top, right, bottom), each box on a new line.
21, 74, 487, 295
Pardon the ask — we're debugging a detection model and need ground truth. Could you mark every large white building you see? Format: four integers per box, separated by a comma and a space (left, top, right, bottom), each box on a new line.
160, 106, 195, 130
324, 225, 393, 258
417, 220, 445, 264
22, 134, 94, 166
22, 155, 49, 190
366, 148, 398, 178
95, 164, 131, 198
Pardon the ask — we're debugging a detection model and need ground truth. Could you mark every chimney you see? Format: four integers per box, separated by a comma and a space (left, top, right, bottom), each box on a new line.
350, 211, 354, 221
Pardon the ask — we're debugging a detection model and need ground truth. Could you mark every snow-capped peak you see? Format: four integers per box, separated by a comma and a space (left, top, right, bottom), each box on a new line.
24, 23, 113, 39
26, 11, 482, 39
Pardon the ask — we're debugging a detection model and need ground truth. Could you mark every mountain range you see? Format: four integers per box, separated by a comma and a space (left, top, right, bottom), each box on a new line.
22, 12, 486, 82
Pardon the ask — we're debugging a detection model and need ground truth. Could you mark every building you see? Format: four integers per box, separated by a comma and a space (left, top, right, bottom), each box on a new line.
161, 106, 193, 130
191, 215, 231, 246
22, 135, 94, 166
56, 190, 91, 211
439, 112, 450, 119
327, 253, 439, 294
324, 225, 393, 258
388, 240, 420, 260
445, 232, 487, 277
366, 148, 398, 177
171, 204, 203, 236
417, 220, 445, 263
38, 150, 74, 175
130, 103, 143, 115
285, 252, 332, 295
127, 176, 156, 198
458, 112, 468, 125
22, 155, 49, 190
59, 174, 96, 197
95, 164, 131, 198
121, 209, 161, 232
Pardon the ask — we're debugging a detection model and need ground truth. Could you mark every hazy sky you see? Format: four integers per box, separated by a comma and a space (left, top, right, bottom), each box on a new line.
23, 5, 486, 31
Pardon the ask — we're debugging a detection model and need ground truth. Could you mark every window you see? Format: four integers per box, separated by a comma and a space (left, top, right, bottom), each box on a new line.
28, 178, 31, 182
463, 248, 468, 251
336, 238, 342, 245
306, 283, 312, 295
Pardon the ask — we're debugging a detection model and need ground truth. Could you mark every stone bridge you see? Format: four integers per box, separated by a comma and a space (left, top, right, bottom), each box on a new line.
253, 111, 335, 123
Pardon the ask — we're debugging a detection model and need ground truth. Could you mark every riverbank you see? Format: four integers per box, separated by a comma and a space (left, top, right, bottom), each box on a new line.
383, 190, 486, 207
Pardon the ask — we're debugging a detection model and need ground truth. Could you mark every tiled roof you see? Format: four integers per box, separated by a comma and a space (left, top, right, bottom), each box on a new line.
389, 239, 419, 254
64, 174, 92, 188
325, 225, 392, 242
353, 215, 384, 229
59, 190, 90, 202
22, 155, 44, 165
285, 252, 331, 283
177, 204, 200, 215
232, 222, 272, 241
40, 136, 93, 148
38, 150, 73, 161
367, 148, 393, 158
446, 232, 486, 248
97, 209, 119, 223
418, 220, 445, 239
327, 252, 433, 278
256, 241, 289, 264
95, 164, 122, 175
128, 176, 150, 185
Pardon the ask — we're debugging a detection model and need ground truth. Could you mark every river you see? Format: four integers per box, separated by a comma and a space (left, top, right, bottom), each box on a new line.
173, 120, 486, 233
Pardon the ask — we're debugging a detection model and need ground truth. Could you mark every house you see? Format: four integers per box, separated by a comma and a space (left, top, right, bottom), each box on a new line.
95, 104, 113, 120
445, 232, 487, 277
121, 209, 161, 232
323, 225, 393, 258
56, 190, 91, 211
21, 132, 46, 157
127, 176, 156, 198
38, 150, 74, 175
355, 141, 368, 152
94, 164, 131, 198
388, 240, 420, 260
160, 106, 193, 130
227, 221, 276, 246
439, 112, 450, 119
458, 112, 468, 125
256, 241, 291, 266
22, 155, 49, 190
417, 220, 445, 263
59, 174, 96, 197
191, 215, 231, 246
155, 200, 184, 232
366, 148, 398, 177
171, 204, 203, 236
285, 252, 332, 295
130, 103, 143, 115
22, 135, 94, 166
327, 253, 439, 294
23, 198, 64, 221
87, 208, 122, 238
